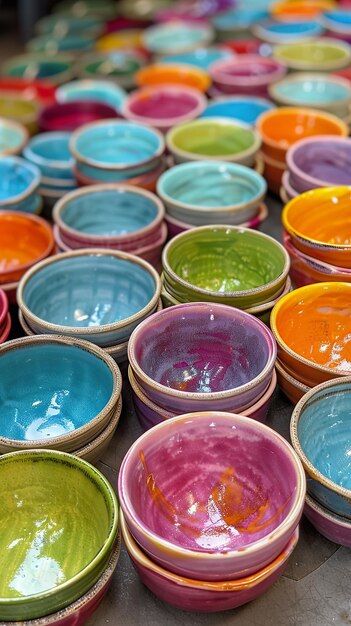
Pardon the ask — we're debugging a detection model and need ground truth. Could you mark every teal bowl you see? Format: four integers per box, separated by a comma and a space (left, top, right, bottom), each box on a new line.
2, 53, 75, 86
23, 132, 73, 179
0, 156, 41, 212
142, 22, 213, 55
27, 33, 96, 54
79, 51, 146, 90
56, 79, 127, 113
36, 14, 104, 37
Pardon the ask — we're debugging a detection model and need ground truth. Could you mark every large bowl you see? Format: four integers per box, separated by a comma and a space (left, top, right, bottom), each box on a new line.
2, 53, 75, 86
290, 377, 351, 518
200, 96, 275, 126
0, 449, 119, 621
56, 79, 127, 113
0, 117, 28, 156
209, 55, 287, 97
273, 38, 351, 72
304, 493, 351, 548
270, 282, 351, 386
0, 156, 41, 212
157, 160, 266, 226
142, 22, 213, 54
119, 411, 305, 581
135, 63, 211, 92
17, 249, 161, 347
23, 131, 73, 179
128, 301, 277, 413
39, 101, 119, 133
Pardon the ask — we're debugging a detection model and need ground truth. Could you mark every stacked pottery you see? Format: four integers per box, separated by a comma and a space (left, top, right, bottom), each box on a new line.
0, 287, 11, 344
290, 378, 351, 547
0, 156, 42, 215
209, 55, 287, 97
270, 282, 351, 404
52, 184, 167, 267
118, 411, 306, 610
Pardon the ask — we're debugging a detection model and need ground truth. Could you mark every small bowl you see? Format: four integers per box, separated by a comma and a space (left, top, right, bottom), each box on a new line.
0, 93, 39, 135
209, 55, 287, 97
23, 131, 73, 179
17, 249, 161, 347
0, 449, 118, 621
161, 47, 234, 70
96, 30, 143, 53
142, 22, 213, 54
79, 51, 146, 90
122, 85, 207, 132
0, 77, 56, 107
74, 155, 167, 190
0, 335, 122, 453
39, 101, 120, 133
27, 33, 96, 55
2, 53, 75, 86
290, 377, 351, 518
270, 282, 351, 386
0, 117, 28, 156
56, 79, 127, 113
252, 19, 324, 44
53, 0, 117, 19
212, 9, 269, 41
157, 160, 266, 226
166, 117, 261, 167
304, 493, 351, 548
35, 14, 104, 37
275, 358, 311, 404
135, 63, 211, 92
0, 156, 41, 212
273, 38, 351, 72
201, 96, 275, 125
271, 0, 336, 21
118, 411, 305, 581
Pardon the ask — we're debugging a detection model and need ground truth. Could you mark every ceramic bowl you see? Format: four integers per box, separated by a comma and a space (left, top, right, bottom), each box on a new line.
0, 93, 39, 135
200, 96, 275, 126
157, 161, 266, 226
270, 0, 336, 20
17, 249, 161, 347
0, 449, 119, 621
0, 335, 122, 453
142, 22, 213, 54
0, 77, 56, 107
128, 301, 277, 412
257, 107, 347, 161
56, 80, 127, 113
209, 55, 287, 97
53, 184, 165, 250
122, 85, 207, 132
273, 38, 351, 72
23, 131, 73, 179
0, 156, 41, 212
0, 117, 28, 156
75, 395, 123, 465
79, 51, 146, 90
275, 358, 311, 404
166, 118, 261, 167
39, 101, 119, 133
119, 411, 305, 581
304, 493, 351, 548
252, 19, 324, 44
36, 14, 104, 37
96, 30, 143, 53
282, 186, 351, 267
53, 0, 117, 19
270, 282, 351, 386
290, 377, 351, 518
74, 156, 167, 192
27, 33, 96, 55
135, 63, 211, 92
320, 9, 351, 35
2, 53, 75, 86
70, 120, 165, 182
161, 47, 234, 70
212, 9, 269, 41
262, 152, 285, 195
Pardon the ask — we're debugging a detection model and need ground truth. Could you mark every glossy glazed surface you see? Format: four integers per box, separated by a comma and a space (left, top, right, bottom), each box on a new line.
23, 132, 73, 179
273, 40, 351, 70
287, 137, 351, 190
201, 97, 275, 125
270, 73, 351, 107
3, 55, 74, 84
135, 63, 210, 91
125, 87, 203, 121
56, 80, 127, 112
0, 119, 28, 155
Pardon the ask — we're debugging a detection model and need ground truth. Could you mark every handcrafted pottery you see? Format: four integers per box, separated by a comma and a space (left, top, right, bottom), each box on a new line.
39, 101, 119, 133
135, 63, 211, 92
275, 358, 311, 404
142, 22, 213, 54
2, 53, 75, 86
75, 396, 123, 464
0, 117, 28, 156
161, 47, 234, 70
201, 96, 275, 125
23, 132, 73, 179
56, 80, 127, 113
73, 156, 167, 190
0, 94, 39, 135
79, 51, 146, 90
0, 156, 41, 212
273, 38, 351, 72
209, 55, 287, 97
304, 493, 351, 548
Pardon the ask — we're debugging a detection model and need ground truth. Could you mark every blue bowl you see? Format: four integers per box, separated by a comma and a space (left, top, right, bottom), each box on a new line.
213, 9, 269, 31
254, 20, 323, 43
27, 33, 96, 54
0, 118, 28, 156
17, 250, 161, 347
201, 97, 275, 125
56, 79, 127, 113
0, 156, 41, 211
162, 47, 234, 70
291, 378, 351, 520
269, 73, 351, 112
23, 131, 73, 179
0, 335, 120, 448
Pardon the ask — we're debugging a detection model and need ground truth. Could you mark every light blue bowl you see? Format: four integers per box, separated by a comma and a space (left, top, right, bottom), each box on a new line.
291, 378, 351, 519
254, 20, 323, 43
0, 119, 28, 156
36, 14, 104, 36
56, 79, 127, 113
23, 132, 73, 179
270, 73, 351, 110
18, 251, 161, 347
213, 9, 269, 31
28, 33, 96, 54
162, 47, 234, 70
0, 336, 118, 444
201, 97, 275, 125
0, 156, 41, 211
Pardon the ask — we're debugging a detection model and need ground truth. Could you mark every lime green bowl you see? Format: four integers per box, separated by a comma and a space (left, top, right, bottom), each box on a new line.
273, 38, 351, 72
162, 225, 290, 309
0, 449, 119, 621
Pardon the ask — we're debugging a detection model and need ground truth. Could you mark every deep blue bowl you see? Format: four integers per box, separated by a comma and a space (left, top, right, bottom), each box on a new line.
0, 156, 41, 211
201, 96, 275, 125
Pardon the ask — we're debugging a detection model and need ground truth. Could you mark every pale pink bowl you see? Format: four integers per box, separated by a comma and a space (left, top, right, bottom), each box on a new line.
210, 55, 287, 96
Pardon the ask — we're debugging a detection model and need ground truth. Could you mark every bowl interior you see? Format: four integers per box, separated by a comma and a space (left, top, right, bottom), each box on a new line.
122, 414, 299, 552
0, 214, 52, 270
290, 140, 351, 186
259, 110, 343, 148
5, 59, 71, 79
169, 121, 256, 158
27, 133, 71, 164
22, 254, 156, 328
273, 76, 351, 104
128, 89, 200, 120
0, 160, 37, 200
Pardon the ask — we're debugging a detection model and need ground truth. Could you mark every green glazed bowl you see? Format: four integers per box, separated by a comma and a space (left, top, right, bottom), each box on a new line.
2, 53, 75, 86
273, 38, 351, 72
166, 117, 262, 167
79, 52, 146, 90
0, 449, 119, 621
162, 225, 290, 309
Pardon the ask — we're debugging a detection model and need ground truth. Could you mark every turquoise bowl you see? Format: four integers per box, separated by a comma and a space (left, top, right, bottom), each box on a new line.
23, 132, 73, 179
0, 335, 122, 453
291, 377, 351, 519
162, 47, 234, 70
2, 53, 75, 86
56, 79, 127, 113
213, 9, 269, 39
0, 118, 28, 156
200, 96, 275, 126
253, 20, 324, 44
17, 249, 161, 347
0, 156, 41, 212
27, 33, 96, 54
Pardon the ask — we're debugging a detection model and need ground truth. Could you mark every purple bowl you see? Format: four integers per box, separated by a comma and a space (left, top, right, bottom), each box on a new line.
128, 302, 277, 413
118, 412, 305, 581
281, 170, 299, 201
286, 135, 351, 194
304, 493, 351, 548
121, 512, 299, 613
39, 101, 120, 132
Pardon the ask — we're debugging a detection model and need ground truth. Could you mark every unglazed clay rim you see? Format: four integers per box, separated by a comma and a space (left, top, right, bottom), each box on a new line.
273, 38, 351, 71
128, 301, 277, 402
270, 282, 351, 377
166, 117, 262, 164
0, 157, 41, 207
286, 135, 351, 189
70, 118, 165, 171
135, 63, 211, 92
209, 55, 287, 87
290, 376, 351, 501
163, 201, 269, 231
0, 448, 119, 610
0, 117, 29, 156
53, 183, 165, 244
162, 224, 290, 299
0, 334, 122, 450
17, 248, 161, 336
268, 72, 351, 109
118, 411, 305, 561
305, 492, 351, 528
275, 358, 311, 394
75, 395, 123, 458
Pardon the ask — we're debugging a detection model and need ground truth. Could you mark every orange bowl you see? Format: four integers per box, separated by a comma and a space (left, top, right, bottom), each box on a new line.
262, 152, 285, 195
135, 63, 211, 93
271, 0, 336, 21
275, 359, 311, 405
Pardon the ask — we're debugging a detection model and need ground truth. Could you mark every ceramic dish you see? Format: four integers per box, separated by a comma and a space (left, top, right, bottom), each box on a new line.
0, 156, 41, 212
79, 51, 146, 90
275, 358, 311, 404
142, 22, 213, 54
135, 63, 211, 92
273, 38, 351, 72
304, 493, 351, 548
56, 80, 127, 113
209, 55, 287, 97
2, 53, 75, 86
200, 96, 275, 125
39, 101, 119, 133
23, 131, 74, 179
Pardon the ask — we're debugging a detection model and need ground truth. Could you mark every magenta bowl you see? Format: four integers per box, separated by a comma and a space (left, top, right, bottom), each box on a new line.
128, 301, 277, 413
39, 101, 120, 132
118, 411, 305, 581
304, 493, 351, 548
0, 287, 9, 331
209, 55, 287, 97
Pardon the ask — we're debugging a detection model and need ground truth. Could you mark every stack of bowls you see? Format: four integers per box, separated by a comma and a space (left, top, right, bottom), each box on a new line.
209, 55, 287, 98
39, 101, 120, 133
156, 161, 267, 236
270, 282, 351, 403
161, 225, 290, 324
142, 22, 214, 55
256, 107, 348, 194
290, 377, 351, 547
0, 117, 28, 156
17, 249, 162, 369
0, 211, 54, 304
53, 184, 167, 267
0, 335, 123, 462
2, 53, 76, 86
282, 187, 351, 287
0, 156, 42, 215
0, 287, 10, 344
55, 79, 127, 114
70, 120, 166, 191
118, 411, 305, 610
0, 448, 120, 621
0, 92, 39, 135
272, 38, 351, 72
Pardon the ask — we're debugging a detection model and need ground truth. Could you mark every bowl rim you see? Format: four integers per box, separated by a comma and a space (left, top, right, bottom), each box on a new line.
267, 71, 351, 108
118, 411, 305, 563
0, 156, 41, 206
142, 21, 214, 54
0, 116, 29, 156
16, 248, 162, 336
283, 228, 351, 275
290, 376, 351, 501
135, 62, 211, 91
275, 357, 311, 393
163, 200, 268, 230
252, 19, 323, 44
166, 116, 262, 163
55, 78, 127, 107
273, 38, 351, 71
2, 52, 75, 85
70, 118, 165, 171
286, 135, 351, 189
23, 131, 74, 170
305, 492, 351, 528
202, 94, 276, 120
128, 301, 277, 403
0, 447, 119, 610
161, 224, 290, 299
209, 54, 287, 87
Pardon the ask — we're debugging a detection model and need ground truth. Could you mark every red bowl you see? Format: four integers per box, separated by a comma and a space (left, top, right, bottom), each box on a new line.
39, 101, 121, 132
0, 77, 56, 106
